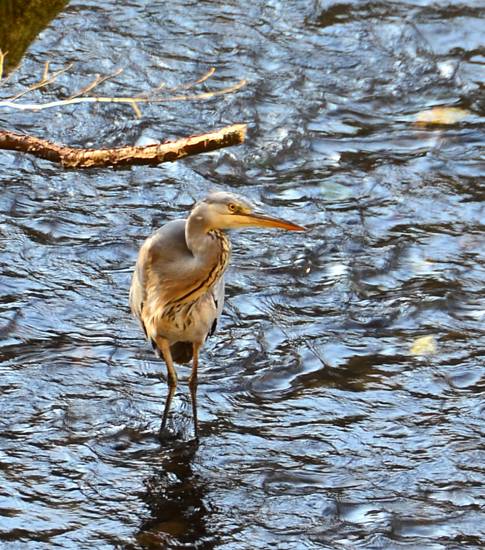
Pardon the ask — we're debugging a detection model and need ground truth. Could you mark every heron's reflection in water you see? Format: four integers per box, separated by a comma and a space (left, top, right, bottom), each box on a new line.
135, 441, 218, 549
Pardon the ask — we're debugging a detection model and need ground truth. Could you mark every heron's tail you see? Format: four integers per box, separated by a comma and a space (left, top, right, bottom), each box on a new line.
170, 341, 193, 364
150, 338, 193, 364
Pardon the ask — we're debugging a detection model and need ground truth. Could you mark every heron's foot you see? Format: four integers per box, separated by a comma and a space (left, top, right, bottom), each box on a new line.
158, 424, 178, 443
157, 425, 199, 446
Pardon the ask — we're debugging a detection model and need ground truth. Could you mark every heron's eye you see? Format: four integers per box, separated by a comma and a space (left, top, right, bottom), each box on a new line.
228, 203, 237, 213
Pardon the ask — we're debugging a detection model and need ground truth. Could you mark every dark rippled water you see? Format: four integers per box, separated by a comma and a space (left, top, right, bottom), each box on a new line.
1, 1, 484, 548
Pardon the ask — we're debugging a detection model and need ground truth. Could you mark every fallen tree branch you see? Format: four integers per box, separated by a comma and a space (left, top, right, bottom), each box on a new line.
0, 123, 247, 168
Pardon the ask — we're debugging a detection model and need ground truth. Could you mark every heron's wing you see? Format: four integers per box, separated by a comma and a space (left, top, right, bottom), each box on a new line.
129, 219, 191, 323
130, 218, 225, 352
209, 276, 225, 336
129, 255, 145, 323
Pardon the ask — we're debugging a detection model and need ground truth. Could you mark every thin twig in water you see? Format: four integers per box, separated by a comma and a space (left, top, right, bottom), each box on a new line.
0, 79, 247, 111
42, 61, 50, 81
136, 67, 217, 98
8, 62, 74, 101
67, 68, 124, 100
0, 55, 247, 116
176, 66, 216, 90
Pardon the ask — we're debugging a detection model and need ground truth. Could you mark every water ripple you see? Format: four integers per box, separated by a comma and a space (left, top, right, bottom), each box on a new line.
1, 0, 484, 548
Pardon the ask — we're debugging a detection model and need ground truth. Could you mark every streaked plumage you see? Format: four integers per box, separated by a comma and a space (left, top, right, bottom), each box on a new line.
130, 191, 304, 439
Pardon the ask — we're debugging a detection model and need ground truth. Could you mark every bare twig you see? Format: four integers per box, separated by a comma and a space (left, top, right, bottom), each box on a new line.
0, 52, 247, 114
42, 61, 50, 81
8, 62, 74, 101
67, 68, 124, 100
129, 100, 142, 118
140, 67, 219, 98
177, 67, 216, 90
0, 79, 247, 111
164, 79, 247, 101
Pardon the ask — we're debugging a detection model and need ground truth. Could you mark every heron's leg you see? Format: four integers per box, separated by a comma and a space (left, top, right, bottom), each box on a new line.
157, 338, 177, 434
188, 342, 201, 440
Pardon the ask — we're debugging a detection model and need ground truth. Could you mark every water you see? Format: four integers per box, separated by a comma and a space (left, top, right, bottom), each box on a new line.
0, 1, 484, 548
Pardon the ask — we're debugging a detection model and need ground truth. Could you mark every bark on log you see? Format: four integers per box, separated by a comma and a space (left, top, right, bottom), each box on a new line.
0, 123, 247, 168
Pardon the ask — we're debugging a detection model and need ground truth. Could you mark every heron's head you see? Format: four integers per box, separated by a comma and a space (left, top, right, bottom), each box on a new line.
191, 192, 305, 232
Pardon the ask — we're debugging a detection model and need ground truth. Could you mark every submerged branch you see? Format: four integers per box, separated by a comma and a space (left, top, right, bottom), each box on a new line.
0, 79, 247, 112
0, 54, 247, 115
0, 124, 247, 168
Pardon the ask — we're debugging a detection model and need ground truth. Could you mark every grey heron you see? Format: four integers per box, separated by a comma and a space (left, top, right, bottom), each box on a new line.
129, 191, 304, 439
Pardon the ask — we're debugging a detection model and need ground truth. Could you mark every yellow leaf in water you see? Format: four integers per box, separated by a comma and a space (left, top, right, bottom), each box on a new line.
415, 107, 470, 126
410, 335, 437, 356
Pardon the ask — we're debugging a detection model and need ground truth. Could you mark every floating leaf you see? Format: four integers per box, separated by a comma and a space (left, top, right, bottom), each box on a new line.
414, 107, 470, 126
410, 335, 437, 356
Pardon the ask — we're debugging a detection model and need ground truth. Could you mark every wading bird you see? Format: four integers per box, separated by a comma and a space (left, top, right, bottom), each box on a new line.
130, 191, 304, 439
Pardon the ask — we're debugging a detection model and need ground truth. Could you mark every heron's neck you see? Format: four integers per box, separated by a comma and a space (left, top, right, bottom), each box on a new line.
185, 215, 231, 267
171, 217, 230, 305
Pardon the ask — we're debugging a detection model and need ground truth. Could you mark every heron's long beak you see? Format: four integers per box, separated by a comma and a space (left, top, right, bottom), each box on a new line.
242, 211, 305, 231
